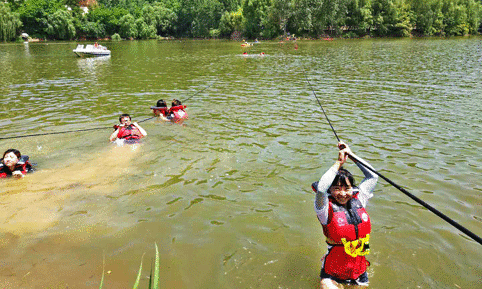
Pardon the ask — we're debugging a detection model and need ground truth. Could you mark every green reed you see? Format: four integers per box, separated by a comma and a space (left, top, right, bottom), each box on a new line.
99, 243, 160, 289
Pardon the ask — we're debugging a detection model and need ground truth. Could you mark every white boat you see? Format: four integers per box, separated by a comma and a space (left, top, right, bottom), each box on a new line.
73, 44, 111, 57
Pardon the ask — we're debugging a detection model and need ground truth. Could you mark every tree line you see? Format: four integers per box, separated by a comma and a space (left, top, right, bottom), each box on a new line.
1, 0, 481, 42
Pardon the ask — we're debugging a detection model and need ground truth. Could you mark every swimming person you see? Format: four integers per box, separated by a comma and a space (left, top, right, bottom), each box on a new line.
167, 99, 188, 124
109, 114, 147, 144
0, 149, 34, 178
312, 141, 378, 288
151, 99, 169, 121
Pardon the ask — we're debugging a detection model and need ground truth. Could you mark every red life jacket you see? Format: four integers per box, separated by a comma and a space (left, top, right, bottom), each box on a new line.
0, 156, 33, 178
151, 106, 168, 117
117, 124, 142, 140
168, 105, 188, 122
321, 194, 371, 280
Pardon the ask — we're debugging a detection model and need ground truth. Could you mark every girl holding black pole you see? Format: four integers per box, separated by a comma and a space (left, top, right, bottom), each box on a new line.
312, 141, 378, 288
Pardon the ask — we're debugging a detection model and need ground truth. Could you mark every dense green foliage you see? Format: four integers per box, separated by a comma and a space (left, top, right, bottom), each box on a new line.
3, 0, 482, 40
0, 2, 22, 41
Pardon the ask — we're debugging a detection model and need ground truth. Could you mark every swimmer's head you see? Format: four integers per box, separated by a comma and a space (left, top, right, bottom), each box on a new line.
2, 149, 21, 168
172, 99, 182, 106
156, 99, 167, 107
119, 114, 131, 125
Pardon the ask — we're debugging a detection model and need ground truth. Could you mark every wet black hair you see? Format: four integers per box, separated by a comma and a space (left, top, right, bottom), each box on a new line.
156, 99, 167, 107
119, 113, 131, 123
172, 99, 182, 106
3, 149, 21, 160
330, 167, 355, 188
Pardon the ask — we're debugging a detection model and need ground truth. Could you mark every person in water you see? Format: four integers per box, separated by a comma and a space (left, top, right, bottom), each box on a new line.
167, 99, 188, 123
0, 149, 34, 178
151, 99, 169, 121
312, 141, 378, 288
109, 114, 147, 143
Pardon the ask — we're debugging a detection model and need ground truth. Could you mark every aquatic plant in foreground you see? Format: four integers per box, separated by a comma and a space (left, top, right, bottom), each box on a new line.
99, 243, 160, 289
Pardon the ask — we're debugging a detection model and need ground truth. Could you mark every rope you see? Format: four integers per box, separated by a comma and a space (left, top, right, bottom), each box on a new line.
0, 126, 109, 140
1, 81, 217, 141
181, 80, 216, 103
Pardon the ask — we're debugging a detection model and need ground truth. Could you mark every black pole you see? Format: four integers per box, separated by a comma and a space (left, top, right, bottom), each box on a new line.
303, 69, 482, 246
349, 153, 482, 246
303, 70, 340, 142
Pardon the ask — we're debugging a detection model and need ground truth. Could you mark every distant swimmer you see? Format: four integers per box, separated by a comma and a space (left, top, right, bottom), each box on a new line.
311, 141, 378, 288
167, 99, 188, 124
151, 99, 169, 121
109, 114, 147, 145
241, 39, 251, 47
0, 149, 34, 178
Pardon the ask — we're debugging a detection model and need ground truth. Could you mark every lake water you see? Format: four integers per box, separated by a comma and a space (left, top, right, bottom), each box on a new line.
0, 38, 481, 288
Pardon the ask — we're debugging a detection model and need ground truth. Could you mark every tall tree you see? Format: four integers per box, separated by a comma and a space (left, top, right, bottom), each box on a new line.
219, 7, 244, 36
6, 0, 25, 10
345, 0, 373, 36
18, 0, 63, 37
142, 3, 177, 35
119, 13, 138, 38
320, 0, 350, 35
290, 0, 324, 36
46, 9, 76, 40
0, 2, 22, 42
441, 0, 468, 35
242, 0, 272, 38
87, 5, 129, 35
267, 0, 292, 36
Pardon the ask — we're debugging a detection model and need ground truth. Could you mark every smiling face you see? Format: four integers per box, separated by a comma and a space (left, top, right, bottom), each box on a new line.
3, 152, 19, 170
120, 116, 131, 126
329, 181, 353, 205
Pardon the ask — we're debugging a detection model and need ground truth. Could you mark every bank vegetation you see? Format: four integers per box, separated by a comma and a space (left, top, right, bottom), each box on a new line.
1, 0, 481, 42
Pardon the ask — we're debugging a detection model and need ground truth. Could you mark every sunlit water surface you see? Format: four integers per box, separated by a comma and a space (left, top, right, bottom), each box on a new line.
0, 38, 481, 288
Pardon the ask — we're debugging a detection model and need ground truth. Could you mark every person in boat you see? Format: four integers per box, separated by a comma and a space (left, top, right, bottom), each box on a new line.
151, 99, 169, 121
0, 149, 34, 179
167, 99, 188, 123
109, 114, 147, 144
312, 141, 378, 288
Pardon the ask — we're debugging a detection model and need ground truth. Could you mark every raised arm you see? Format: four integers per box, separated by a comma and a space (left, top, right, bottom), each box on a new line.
314, 144, 348, 224
343, 143, 378, 207
353, 155, 378, 207
133, 122, 147, 137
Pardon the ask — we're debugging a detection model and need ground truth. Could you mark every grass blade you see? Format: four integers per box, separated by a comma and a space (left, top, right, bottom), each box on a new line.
152, 243, 160, 289
99, 252, 105, 289
132, 253, 145, 289
149, 258, 153, 289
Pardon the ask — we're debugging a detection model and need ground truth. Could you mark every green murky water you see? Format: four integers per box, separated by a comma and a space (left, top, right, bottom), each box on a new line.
0, 38, 481, 288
